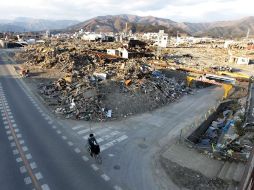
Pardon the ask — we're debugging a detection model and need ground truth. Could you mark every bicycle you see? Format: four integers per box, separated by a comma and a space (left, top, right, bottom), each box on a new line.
86, 144, 102, 164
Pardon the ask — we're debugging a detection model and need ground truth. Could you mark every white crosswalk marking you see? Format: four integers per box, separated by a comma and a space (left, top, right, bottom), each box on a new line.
100, 135, 128, 152
82, 127, 111, 140
96, 131, 121, 143
95, 127, 111, 135
77, 128, 92, 135
73, 124, 128, 152
72, 125, 86, 130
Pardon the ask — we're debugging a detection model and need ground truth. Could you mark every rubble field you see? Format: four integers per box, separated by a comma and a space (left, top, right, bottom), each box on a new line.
164, 46, 254, 74
15, 40, 191, 121
15, 41, 253, 122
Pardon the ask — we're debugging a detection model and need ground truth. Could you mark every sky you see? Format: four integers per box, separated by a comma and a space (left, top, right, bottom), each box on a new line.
0, 0, 253, 22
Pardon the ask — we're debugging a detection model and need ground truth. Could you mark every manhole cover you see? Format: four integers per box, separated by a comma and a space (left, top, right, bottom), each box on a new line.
113, 165, 121, 170
138, 143, 148, 149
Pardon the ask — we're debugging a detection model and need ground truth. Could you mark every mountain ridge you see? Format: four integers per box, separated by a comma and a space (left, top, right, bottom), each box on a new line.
66, 14, 254, 38
0, 17, 79, 32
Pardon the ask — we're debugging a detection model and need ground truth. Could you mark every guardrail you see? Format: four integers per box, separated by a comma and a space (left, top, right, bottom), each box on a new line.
239, 81, 254, 190
239, 148, 254, 190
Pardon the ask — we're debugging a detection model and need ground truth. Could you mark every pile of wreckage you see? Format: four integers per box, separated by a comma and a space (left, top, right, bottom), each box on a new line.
196, 101, 252, 162
38, 58, 189, 121
18, 42, 190, 121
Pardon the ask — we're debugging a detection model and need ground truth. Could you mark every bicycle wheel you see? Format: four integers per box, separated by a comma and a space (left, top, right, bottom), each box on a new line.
95, 154, 102, 164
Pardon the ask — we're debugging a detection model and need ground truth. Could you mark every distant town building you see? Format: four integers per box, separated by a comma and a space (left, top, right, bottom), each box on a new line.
142, 30, 168, 47
81, 32, 114, 42
154, 30, 168, 48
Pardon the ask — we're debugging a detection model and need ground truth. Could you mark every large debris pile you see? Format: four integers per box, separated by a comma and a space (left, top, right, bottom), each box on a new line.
16, 41, 191, 121
38, 59, 189, 121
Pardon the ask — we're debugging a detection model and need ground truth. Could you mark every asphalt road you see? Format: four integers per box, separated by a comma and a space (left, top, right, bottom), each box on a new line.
0, 50, 114, 190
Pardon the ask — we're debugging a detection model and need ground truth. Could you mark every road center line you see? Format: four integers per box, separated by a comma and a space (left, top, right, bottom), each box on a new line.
0, 85, 43, 190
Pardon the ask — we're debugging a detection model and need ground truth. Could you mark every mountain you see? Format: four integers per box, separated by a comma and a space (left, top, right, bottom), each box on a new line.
199, 16, 254, 38
66, 14, 187, 36
0, 17, 80, 32
67, 14, 254, 38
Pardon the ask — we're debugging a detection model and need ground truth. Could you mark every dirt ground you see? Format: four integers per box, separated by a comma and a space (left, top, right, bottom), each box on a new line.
167, 47, 254, 75
160, 156, 228, 190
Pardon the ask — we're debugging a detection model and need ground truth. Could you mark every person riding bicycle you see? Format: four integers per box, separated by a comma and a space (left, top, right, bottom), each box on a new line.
88, 133, 100, 157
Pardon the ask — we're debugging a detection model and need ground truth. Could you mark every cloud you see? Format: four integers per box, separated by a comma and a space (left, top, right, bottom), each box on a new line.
0, 0, 253, 22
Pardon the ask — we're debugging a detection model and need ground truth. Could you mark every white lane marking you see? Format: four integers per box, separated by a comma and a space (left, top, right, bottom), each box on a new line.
77, 128, 92, 135
41, 184, 50, 190
114, 185, 123, 190
16, 157, 22, 163
19, 140, 25, 145
62, 136, 67, 140
67, 141, 74, 146
82, 155, 89, 161
14, 128, 19, 132
35, 172, 43, 180
100, 135, 128, 152
56, 130, 62, 134
97, 131, 121, 143
74, 148, 81, 153
101, 174, 110, 181
22, 146, 28, 152
25, 154, 32, 160
24, 176, 32, 184
91, 164, 99, 171
94, 127, 111, 136
20, 166, 27, 173
48, 120, 53, 125
11, 142, 16, 147
13, 149, 19, 155
30, 162, 37, 169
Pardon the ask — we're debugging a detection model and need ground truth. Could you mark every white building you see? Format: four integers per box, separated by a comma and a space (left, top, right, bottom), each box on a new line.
142, 30, 168, 48
155, 30, 168, 48
107, 48, 129, 59
236, 57, 250, 65
81, 33, 105, 41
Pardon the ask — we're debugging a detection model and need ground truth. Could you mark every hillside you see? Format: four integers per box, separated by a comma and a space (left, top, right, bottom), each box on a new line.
0, 17, 79, 32
66, 14, 187, 35
67, 14, 254, 38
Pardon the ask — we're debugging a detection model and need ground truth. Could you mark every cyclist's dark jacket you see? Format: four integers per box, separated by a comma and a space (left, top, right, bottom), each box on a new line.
88, 137, 100, 154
